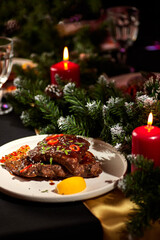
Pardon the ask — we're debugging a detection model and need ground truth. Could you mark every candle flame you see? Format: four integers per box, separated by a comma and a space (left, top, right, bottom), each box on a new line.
63, 46, 69, 61
64, 62, 68, 70
147, 112, 153, 126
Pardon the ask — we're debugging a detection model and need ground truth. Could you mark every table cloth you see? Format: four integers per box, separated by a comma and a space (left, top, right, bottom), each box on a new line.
0, 112, 103, 240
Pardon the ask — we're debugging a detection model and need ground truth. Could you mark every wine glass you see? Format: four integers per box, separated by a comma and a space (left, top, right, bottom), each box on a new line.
0, 37, 13, 115
107, 6, 139, 65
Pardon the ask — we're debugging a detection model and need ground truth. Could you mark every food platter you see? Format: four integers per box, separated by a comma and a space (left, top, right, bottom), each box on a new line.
0, 135, 127, 202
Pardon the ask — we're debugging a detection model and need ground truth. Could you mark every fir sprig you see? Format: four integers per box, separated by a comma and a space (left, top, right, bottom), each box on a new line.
89, 74, 123, 103
119, 155, 160, 237
63, 83, 89, 116
57, 115, 89, 136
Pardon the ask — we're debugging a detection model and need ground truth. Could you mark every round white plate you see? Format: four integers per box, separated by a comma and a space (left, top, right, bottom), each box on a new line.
0, 135, 127, 202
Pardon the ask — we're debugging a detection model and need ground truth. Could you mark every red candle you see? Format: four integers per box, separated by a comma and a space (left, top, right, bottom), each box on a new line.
132, 113, 160, 171
50, 46, 80, 86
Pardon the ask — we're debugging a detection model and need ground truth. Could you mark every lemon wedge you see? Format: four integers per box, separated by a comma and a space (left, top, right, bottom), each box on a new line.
56, 176, 86, 195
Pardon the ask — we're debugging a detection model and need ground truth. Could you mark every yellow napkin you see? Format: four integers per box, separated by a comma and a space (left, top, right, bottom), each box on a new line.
84, 188, 160, 240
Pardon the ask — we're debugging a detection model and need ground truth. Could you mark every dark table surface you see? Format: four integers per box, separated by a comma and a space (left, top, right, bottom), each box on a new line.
0, 112, 103, 240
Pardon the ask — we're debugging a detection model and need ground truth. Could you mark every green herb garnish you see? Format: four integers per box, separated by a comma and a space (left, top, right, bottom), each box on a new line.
50, 157, 53, 165
41, 190, 48, 193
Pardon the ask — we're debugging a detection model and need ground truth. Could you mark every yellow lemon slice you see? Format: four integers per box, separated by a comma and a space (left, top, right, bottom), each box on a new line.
56, 176, 86, 195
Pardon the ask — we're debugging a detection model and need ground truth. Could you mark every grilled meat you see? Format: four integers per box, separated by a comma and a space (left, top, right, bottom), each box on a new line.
3, 134, 102, 179
5, 156, 69, 179
5, 151, 102, 178
28, 134, 90, 174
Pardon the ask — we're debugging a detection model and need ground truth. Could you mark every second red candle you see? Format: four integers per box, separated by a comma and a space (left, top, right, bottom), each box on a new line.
132, 113, 160, 170
50, 47, 80, 86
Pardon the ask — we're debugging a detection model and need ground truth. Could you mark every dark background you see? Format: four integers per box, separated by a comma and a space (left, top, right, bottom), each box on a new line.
102, 0, 159, 43
101, 0, 160, 72
0, 0, 159, 72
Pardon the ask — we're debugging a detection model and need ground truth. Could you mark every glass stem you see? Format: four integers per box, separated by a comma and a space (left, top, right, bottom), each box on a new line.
117, 47, 127, 65
0, 88, 3, 103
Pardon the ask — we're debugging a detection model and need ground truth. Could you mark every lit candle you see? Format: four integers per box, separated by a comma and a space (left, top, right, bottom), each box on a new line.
132, 112, 160, 171
50, 46, 80, 86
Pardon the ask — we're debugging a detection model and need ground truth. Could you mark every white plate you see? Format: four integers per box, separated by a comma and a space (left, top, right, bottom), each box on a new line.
0, 135, 127, 202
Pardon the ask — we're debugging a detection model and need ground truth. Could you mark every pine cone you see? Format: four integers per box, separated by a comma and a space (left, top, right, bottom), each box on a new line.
5, 19, 19, 34
45, 84, 63, 99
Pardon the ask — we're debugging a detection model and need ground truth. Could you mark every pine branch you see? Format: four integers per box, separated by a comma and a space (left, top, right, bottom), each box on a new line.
39, 124, 58, 134
34, 94, 61, 121
119, 155, 160, 237
57, 115, 89, 136
20, 108, 45, 129
65, 94, 88, 116
90, 75, 123, 103
63, 82, 89, 117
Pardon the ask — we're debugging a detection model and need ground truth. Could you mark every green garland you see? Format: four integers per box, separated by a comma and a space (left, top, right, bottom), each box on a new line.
8, 62, 160, 237
119, 155, 160, 237
9, 64, 160, 150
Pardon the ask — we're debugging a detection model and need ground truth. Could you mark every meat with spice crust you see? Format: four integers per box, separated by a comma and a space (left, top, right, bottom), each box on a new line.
28, 134, 90, 174
3, 134, 102, 179
5, 156, 69, 179
5, 151, 102, 179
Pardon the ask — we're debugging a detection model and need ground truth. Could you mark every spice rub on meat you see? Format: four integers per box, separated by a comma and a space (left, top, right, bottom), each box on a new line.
3, 134, 102, 179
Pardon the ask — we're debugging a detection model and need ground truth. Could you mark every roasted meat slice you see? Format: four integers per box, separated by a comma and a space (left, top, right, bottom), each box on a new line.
3, 134, 102, 179
5, 156, 69, 179
4, 151, 102, 179
28, 134, 90, 174
78, 151, 102, 177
